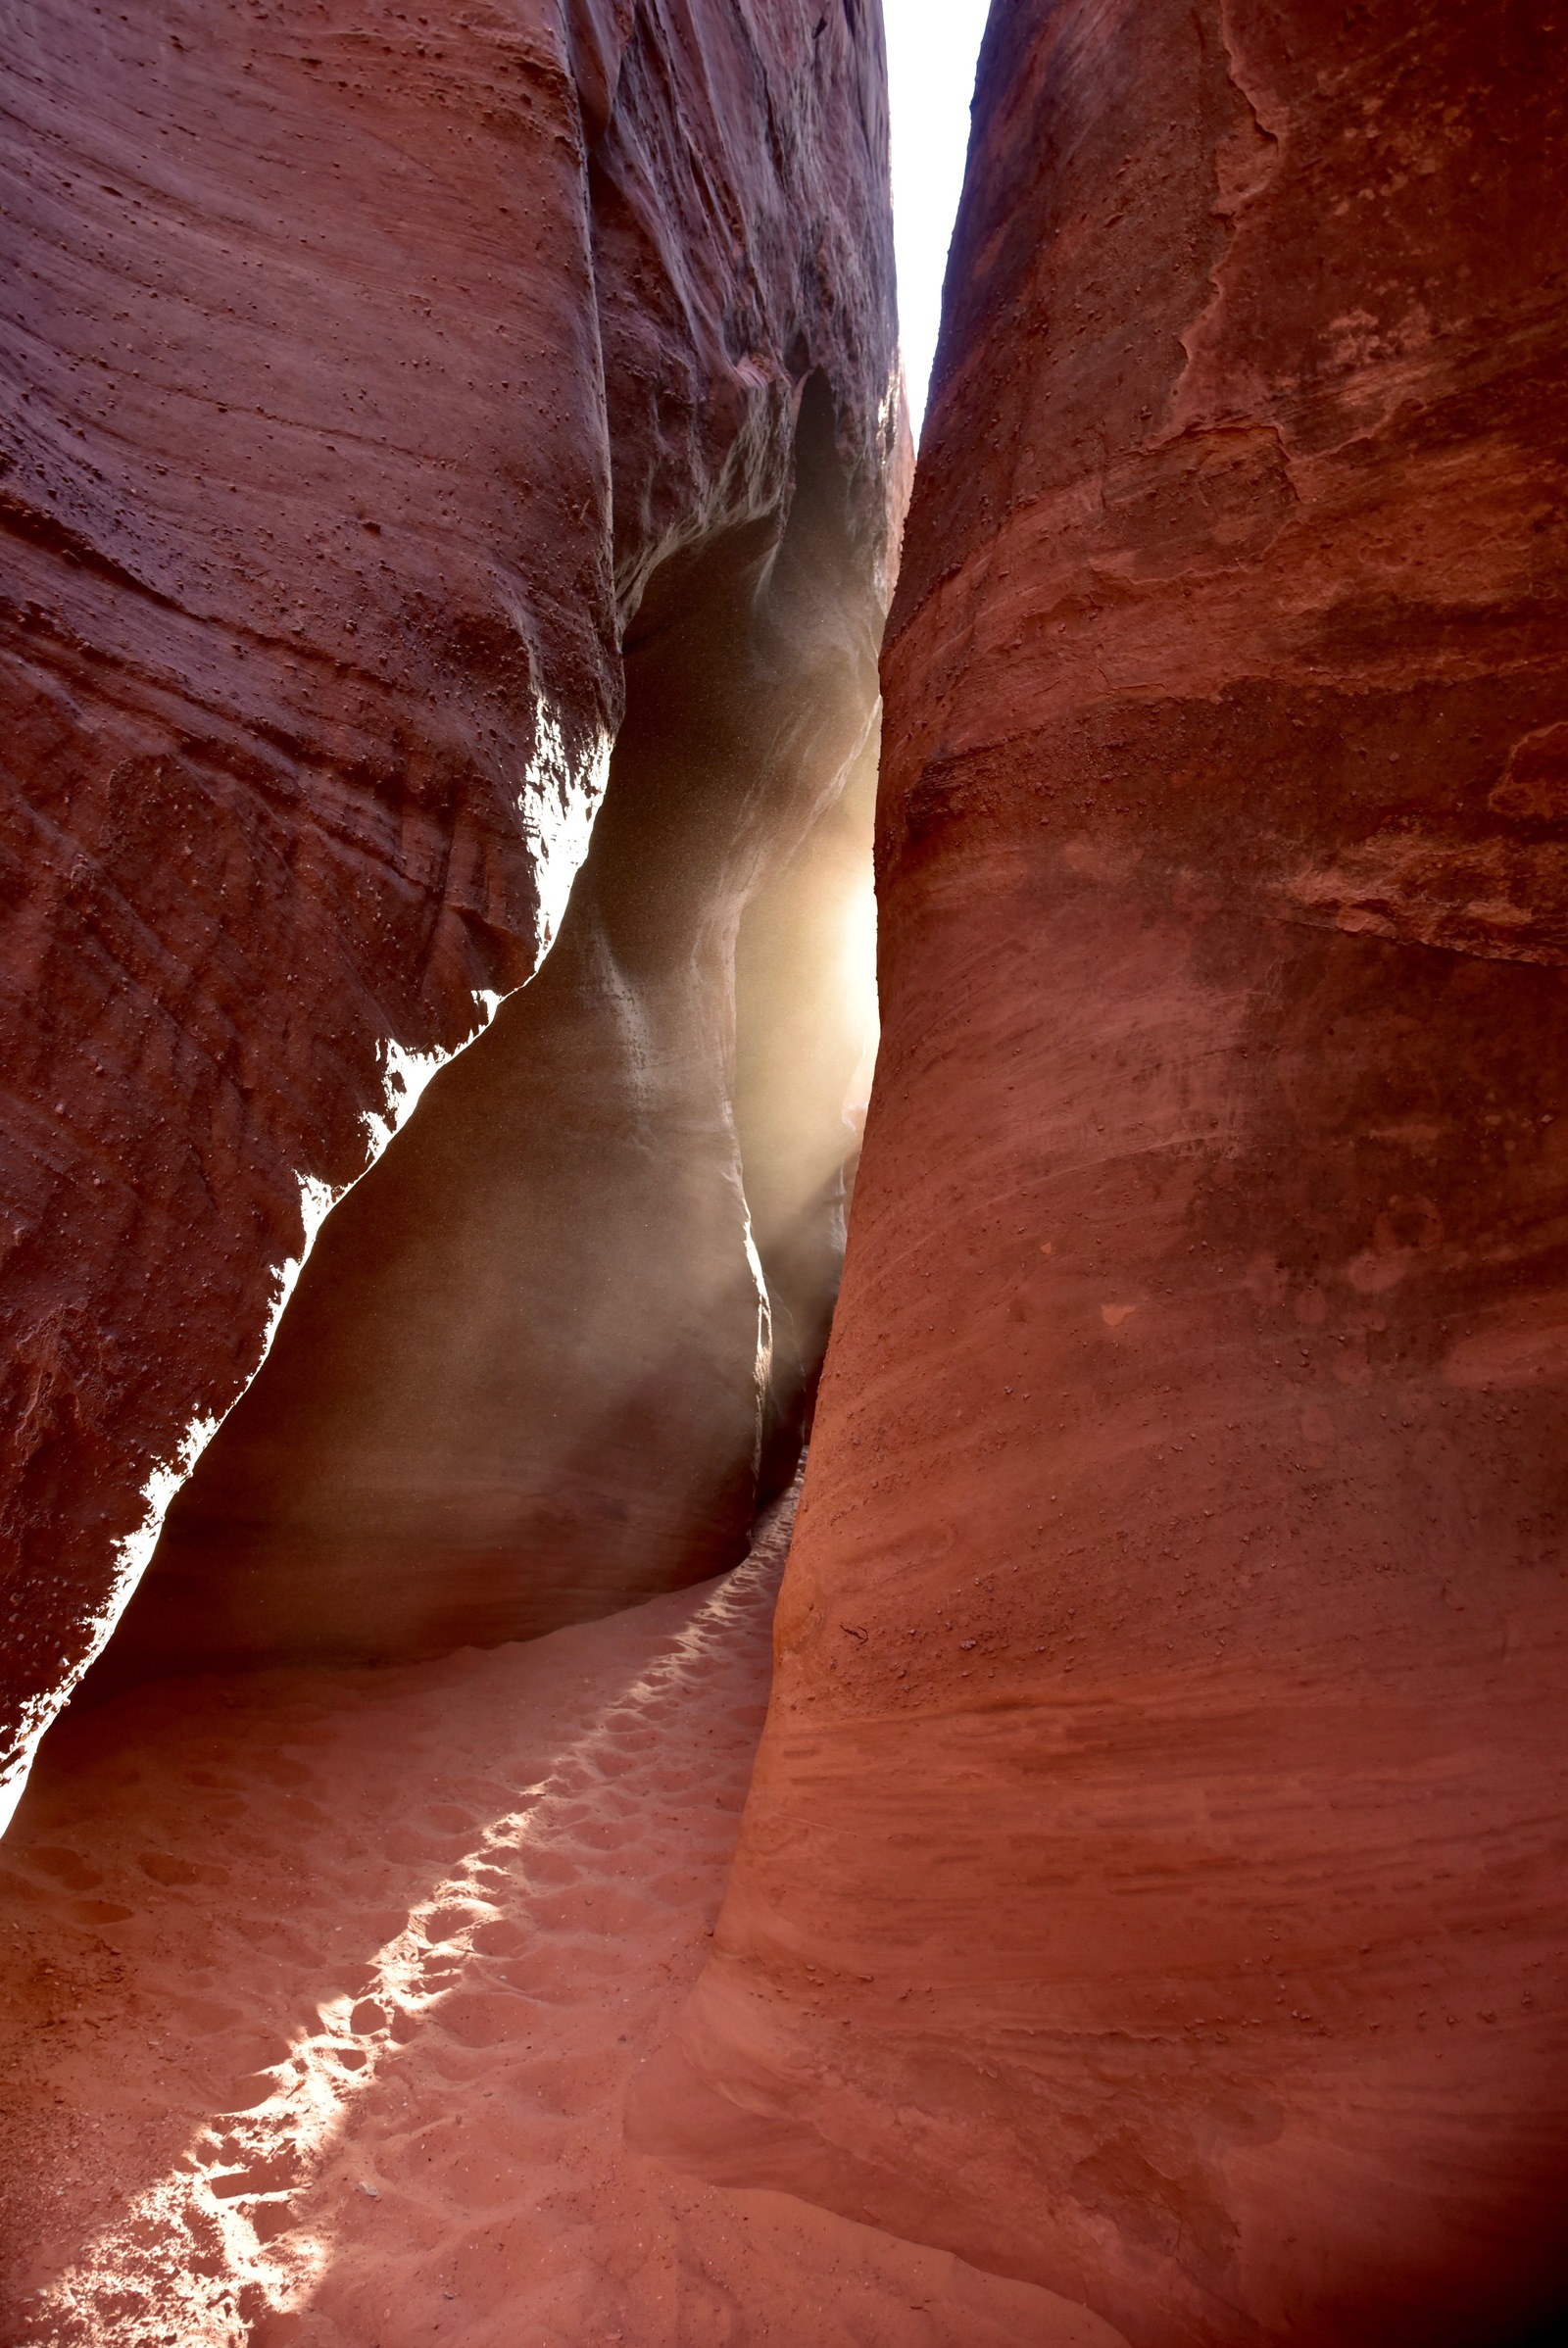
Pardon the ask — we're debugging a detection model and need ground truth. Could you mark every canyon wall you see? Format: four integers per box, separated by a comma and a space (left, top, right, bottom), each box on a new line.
99, 380, 885, 1680
635, 2, 1568, 2342
1, 4, 898, 1779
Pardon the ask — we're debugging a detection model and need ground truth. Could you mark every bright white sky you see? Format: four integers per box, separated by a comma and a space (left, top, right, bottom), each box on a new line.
884, 0, 993, 440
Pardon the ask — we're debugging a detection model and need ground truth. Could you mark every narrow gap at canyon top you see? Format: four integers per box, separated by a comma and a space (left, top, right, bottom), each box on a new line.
885, 0, 992, 437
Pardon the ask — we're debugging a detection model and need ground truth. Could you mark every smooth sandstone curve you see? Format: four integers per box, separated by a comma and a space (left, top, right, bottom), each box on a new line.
633, 3, 1568, 2342
1, 0, 900, 1769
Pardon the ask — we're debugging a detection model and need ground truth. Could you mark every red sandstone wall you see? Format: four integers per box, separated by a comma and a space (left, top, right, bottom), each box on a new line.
97, 385, 889, 1678
0, 2, 898, 1801
634, 3, 1568, 2341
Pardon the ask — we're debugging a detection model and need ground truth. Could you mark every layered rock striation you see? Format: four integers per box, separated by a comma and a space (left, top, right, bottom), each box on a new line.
2, 4, 898, 1782
636, 3, 1568, 2342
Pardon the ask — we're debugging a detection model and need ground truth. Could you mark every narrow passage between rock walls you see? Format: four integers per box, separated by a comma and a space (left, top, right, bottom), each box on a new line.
0, 1491, 1113, 2348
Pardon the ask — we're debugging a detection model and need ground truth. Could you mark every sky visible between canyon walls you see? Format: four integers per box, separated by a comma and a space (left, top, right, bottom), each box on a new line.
885, 0, 993, 436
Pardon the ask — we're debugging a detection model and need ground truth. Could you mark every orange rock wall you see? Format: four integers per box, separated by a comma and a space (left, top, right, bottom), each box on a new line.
636, 3, 1568, 2341
1, 3, 898, 1784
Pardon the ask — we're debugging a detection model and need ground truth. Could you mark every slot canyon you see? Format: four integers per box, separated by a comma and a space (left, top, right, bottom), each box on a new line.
1, 0, 1564, 2343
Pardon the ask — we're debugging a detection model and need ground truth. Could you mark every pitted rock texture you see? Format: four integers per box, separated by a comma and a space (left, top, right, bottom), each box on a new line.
0, 1, 898, 1774
634, 3, 1568, 2343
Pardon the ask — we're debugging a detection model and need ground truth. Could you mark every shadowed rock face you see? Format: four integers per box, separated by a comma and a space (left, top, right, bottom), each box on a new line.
99, 381, 884, 1675
1, 3, 899, 1784
634, 3, 1568, 2343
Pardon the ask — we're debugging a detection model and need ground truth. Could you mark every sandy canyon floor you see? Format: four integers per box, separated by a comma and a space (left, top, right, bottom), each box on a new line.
0, 1499, 1120, 2347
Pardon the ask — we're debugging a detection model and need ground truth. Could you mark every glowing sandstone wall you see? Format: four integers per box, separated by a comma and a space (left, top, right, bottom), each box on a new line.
0, 3, 899, 1799
101, 381, 887, 1677
636, 2, 1568, 2342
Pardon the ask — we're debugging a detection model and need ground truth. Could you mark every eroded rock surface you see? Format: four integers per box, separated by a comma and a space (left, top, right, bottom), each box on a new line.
636, 4, 1568, 2342
1, 2, 898, 1768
